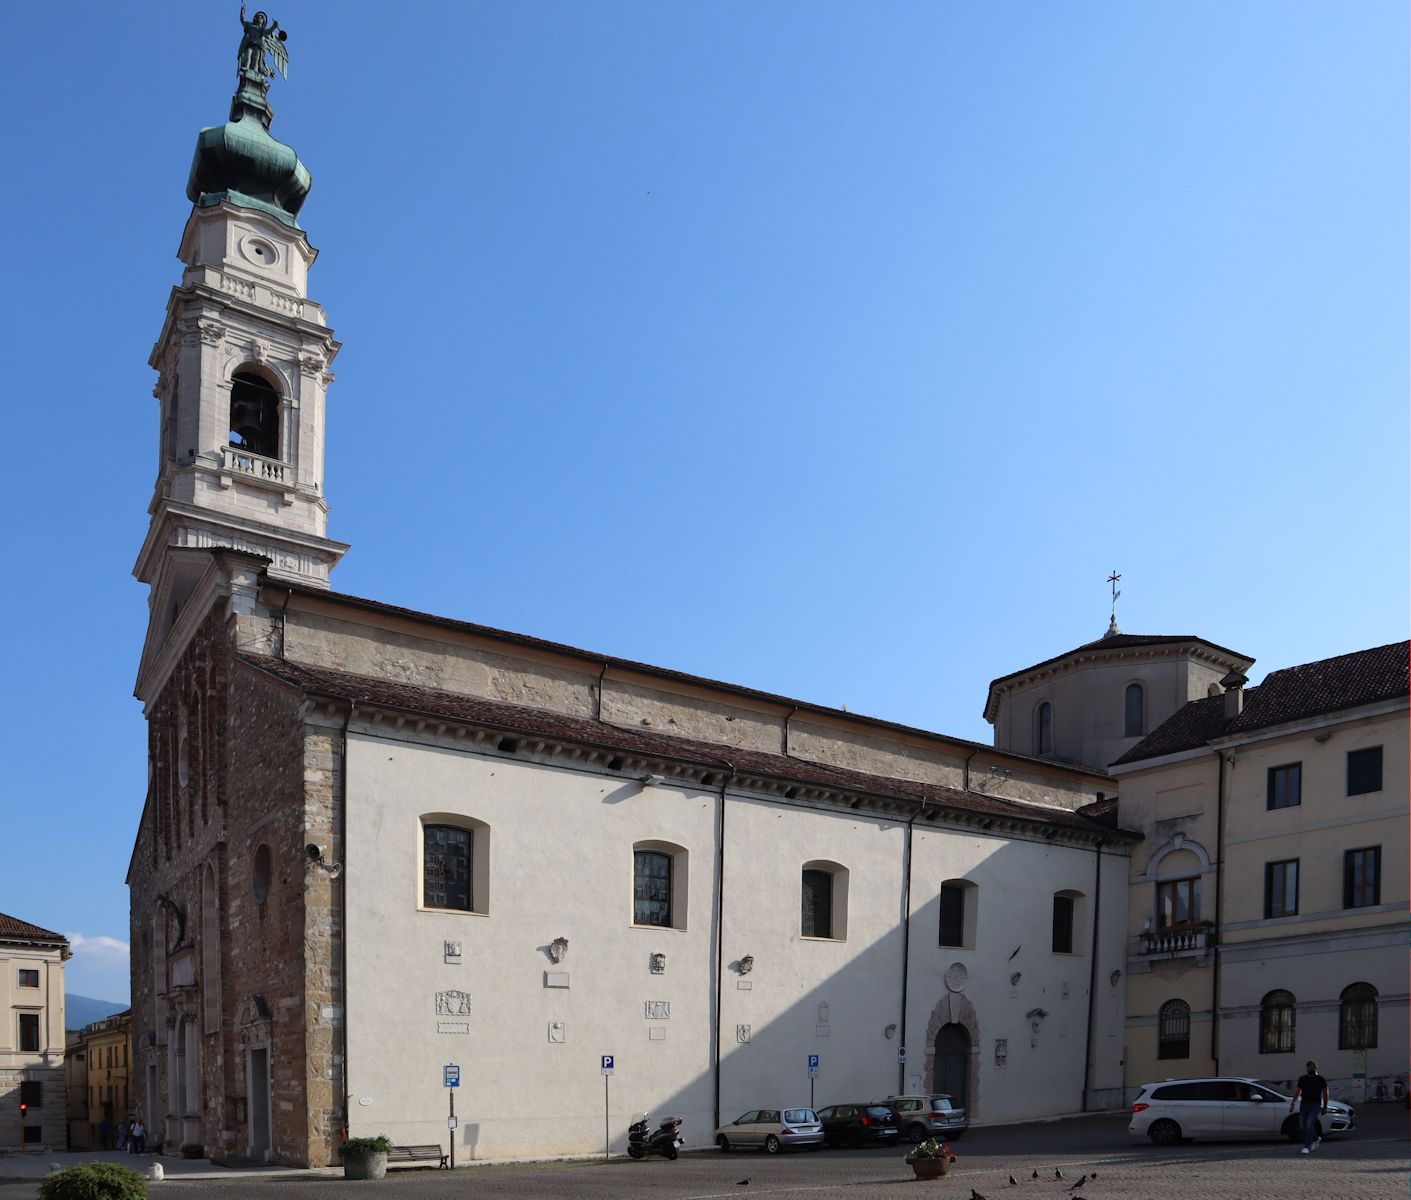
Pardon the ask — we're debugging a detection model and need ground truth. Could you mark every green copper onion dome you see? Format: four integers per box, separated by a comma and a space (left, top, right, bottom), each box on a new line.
187, 11, 310, 227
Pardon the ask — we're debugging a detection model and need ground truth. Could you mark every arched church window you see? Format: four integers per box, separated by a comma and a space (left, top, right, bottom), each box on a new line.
229, 371, 280, 459
1035, 702, 1053, 756
1124, 683, 1145, 737
1259, 989, 1295, 1054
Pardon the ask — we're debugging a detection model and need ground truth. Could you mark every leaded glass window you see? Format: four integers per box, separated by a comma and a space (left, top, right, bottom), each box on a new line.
1158, 998, 1190, 1059
424, 824, 472, 910
1339, 982, 1378, 1049
634, 850, 672, 927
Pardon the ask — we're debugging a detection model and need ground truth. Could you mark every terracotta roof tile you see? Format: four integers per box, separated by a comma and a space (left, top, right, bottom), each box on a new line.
0, 913, 67, 943
240, 654, 1132, 842
1113, 641, 1409, 767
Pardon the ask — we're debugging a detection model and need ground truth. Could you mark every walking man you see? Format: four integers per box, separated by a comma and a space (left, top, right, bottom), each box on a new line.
1290, 1060, 1329, 1153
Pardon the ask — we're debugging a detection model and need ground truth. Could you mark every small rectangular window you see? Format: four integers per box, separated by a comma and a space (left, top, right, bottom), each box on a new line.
19, 1080, 42, 1107
22, 1126, 40, 1145
938, 884, 965, 947
1266, 763, 1301, 810
18, 1013, 40, 1053
1343, 847, 1381, 908
1052, 894, 1075, 954
1347, 747, 1383, 796
17, 969, 39, 988
1264, 859, 1298, 919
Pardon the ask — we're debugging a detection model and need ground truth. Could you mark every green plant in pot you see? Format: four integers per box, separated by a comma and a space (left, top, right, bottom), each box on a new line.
904, 1137, 957, 1179
339, 1135, 394, 1180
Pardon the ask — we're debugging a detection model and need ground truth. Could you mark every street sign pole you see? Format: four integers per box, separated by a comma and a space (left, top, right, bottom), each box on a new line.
601, 1055, 615, 1159
807, 1054, 819, 1109
444, 1064, 461, 1170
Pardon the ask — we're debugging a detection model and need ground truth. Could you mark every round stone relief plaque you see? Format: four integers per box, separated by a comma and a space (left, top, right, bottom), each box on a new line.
944, 962, 968, 993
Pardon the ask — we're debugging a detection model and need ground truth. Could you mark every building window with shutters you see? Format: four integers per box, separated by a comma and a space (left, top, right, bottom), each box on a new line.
1343, 847, 1381, 908
1347, 747, 1383, 796
1263, 859, 1298, 918
1156, 877, 1201, 930
1259, 990, 1296, 1054
1266, 763, 1301, 810
1158, 999, 1190, 1059
18, 1012, 40, 1053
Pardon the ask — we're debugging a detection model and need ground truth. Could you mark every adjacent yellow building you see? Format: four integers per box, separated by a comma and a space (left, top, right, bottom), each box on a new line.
1111, 641, 1408, 1101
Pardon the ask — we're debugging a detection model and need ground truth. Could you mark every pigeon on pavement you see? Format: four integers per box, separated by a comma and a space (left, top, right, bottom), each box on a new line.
1008, 1175, 1018, 1185
970, 1190, 988, 1200
1055, 1168, 1063, 1180
1068, 1175, 1087, 1191
1031, 1170, 1039, 1179
735, 1180, 751, 1186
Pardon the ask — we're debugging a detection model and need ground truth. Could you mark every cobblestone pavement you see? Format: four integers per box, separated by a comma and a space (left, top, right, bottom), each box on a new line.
0, 1108, 1403, 1199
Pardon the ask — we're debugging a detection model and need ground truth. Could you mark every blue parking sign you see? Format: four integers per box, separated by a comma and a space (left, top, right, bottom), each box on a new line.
444, 1064, 460, 1088
601, 1055, 615, 1075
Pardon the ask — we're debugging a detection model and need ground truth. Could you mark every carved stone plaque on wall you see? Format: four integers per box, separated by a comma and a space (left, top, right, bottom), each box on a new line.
944, 963, 968, 993
435, 990, 472, 1016
644, 1000, 670, 1020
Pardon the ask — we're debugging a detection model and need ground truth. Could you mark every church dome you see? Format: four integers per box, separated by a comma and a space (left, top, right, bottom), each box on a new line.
186, 13, 311, 227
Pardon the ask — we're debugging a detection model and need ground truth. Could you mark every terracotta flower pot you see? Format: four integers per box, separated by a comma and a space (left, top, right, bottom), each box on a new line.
908, 1154, 951, 1179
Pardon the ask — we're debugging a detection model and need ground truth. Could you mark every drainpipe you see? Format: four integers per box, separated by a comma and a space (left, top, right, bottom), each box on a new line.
1081, 838, 1104, 1110
276, 589, 291, 660
593, 663, 609, 721
898, 805, 926, 1093
1211, 746, 1227, 1075
782, 706, 798, 757
338, 702, 355, 1147
712, 765, 735, 1132
962, 749, 978, 792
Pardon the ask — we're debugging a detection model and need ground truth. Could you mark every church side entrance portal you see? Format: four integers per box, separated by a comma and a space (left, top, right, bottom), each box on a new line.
934, 1023, 970, 1108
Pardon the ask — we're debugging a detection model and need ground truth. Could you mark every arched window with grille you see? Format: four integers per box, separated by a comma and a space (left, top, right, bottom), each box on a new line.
1259, 990, 1295, 1054
1158, 998, 1191, 1059
1124, 683, 1145, 738
1339, 982, 1378, 1049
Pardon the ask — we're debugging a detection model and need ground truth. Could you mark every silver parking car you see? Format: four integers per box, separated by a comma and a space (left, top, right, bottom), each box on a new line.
884, 1094, 969, 1143
715, 1107, 824, 1153
1129, 1077, 1356, 1145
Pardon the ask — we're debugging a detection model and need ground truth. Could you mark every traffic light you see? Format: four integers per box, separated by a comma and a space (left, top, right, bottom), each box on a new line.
18, 1102, 27, 1118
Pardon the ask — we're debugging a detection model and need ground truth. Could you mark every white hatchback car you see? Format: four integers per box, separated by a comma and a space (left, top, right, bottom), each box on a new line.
1129, 1077, 1355, 1145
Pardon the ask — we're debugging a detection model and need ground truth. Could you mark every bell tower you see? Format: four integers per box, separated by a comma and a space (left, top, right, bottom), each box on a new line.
135, 10, 347, 594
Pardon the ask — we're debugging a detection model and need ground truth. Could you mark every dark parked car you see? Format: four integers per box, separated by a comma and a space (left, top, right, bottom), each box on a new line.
814, 1103, 900, 1148
884, 1094, 969, 1142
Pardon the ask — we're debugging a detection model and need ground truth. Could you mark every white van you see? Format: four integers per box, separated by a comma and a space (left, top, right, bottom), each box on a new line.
1129, 1077, 1355, 1144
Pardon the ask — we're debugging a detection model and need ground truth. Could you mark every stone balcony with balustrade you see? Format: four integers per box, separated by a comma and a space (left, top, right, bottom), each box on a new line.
1130, 923, 1215, 971
221, 445, 295, 502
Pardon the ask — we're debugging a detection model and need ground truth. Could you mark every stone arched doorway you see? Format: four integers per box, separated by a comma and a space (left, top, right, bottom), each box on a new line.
934, 1023, 971, 1107
922, 989, 980, 1117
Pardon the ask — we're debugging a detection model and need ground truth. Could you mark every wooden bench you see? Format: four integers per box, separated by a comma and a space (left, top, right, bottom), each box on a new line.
387, 1144, 449, 1169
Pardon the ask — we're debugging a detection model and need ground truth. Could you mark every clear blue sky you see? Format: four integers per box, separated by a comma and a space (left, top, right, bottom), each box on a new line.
2, 2, 1405, 1002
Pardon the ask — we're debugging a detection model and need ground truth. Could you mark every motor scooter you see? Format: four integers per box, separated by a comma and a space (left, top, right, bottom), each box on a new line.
627, 1111, 684, 1160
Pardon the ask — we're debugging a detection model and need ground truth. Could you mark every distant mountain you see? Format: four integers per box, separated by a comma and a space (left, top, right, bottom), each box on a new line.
66, 994, 127, 1031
